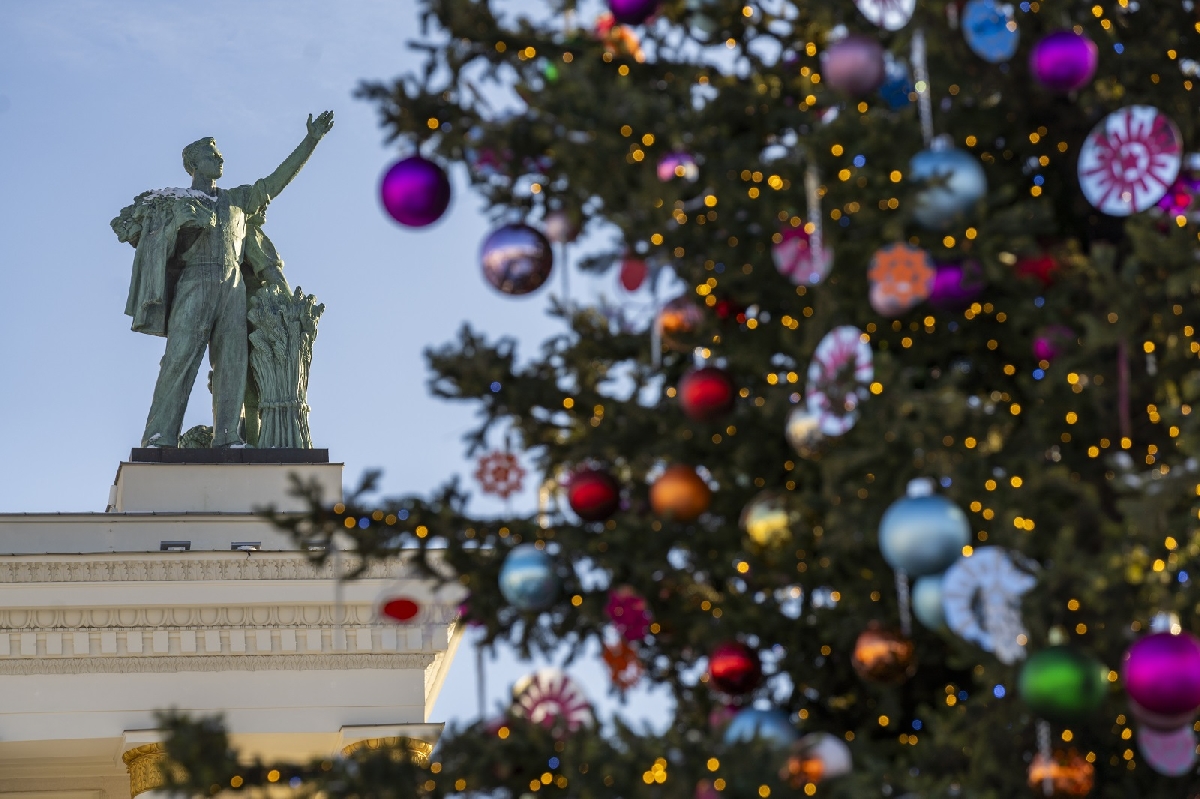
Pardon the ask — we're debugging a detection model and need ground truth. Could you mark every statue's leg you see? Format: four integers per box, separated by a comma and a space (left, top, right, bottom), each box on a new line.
141, 270, 217, 447
210, 278, 249, 448
243, 366, 261, 447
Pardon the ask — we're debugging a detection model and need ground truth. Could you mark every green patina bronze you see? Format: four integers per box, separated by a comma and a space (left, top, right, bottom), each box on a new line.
111, 111, 333, 449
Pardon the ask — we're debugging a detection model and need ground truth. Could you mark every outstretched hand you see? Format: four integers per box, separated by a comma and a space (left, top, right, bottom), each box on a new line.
307, 110, 335, 140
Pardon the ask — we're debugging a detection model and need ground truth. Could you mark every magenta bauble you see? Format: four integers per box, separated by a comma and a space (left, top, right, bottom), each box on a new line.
566, 468, 621, 521
608, 0, 659, 25
379, 156, 451, 228
928, 262, 985, 310
822, 35, 886, 96
1123, 630, 1200, 721
679, 367, 736, 422
1032, 325, 1074, 363
1030, 30, 1098, 93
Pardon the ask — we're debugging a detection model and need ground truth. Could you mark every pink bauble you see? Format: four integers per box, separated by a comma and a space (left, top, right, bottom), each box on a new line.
822, 35, 886, 96
1032, 325, 1074, 362
1123, 630, 1200, 720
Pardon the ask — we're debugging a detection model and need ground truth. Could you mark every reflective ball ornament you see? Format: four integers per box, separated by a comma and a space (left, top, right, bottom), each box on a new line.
707, 641, 762, 697
619, 257, 649, 291
656, 296, 704, 351
783, 733, 853, 787
608, 0, 658, 25
786, 405, 825, 457
878, 478, 971, 577
1123, 630, 1200, 725
822, 35, 886, 96
1032, 325, 1074, 363
544, 209, 581, 244
1018, 646, 1108, 724
1027, 750, 1095, 797
379, 156, 451, 228
911, 573, 947, 631
498, 544, 559, 612
1030, 30, 1098, 93
679, 366, 736, 422
1138, 724, 1198, 777
910, 145, 988, 230
741, 491, 798, 549
723, 707, 798, 750
480, 223, 554, 296
928, 261, 985, 310
566, 468, 621, 522
852, 625, 917, 683
650, 465, 711, 522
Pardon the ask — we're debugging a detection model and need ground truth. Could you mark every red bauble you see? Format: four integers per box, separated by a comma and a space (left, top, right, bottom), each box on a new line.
1016, 254, 1058, 285
380, 595, 421, 623
619, 257, 649, 291
679, 367, 736, 422
708, 641, 762, 696
567, 468, 621, 521
713, 297, 746, 323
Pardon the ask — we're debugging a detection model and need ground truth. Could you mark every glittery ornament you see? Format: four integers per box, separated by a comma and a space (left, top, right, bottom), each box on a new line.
1123, 630, 1200, 723
499, 544, 559, 612
707, 641, 762, 696
942, 547, 1036, 664
786, 405, 825, 457
606, 586, 652, 641
657, 151, 699, 182
1030, 30, 1098, 92
512, 668, 593, 731
806, 326, 874, 436
379, 156, 451, 228
608, 0, 658, 25
480, 223, 554, 296
822, 35, 887, 96
474, 450, 526, 500
910, 146, 988, 229
723, 707, 798, 749
1018, 646, 1108, 724
566, 467, 621, 521
852, 625, 916, 683
679, 366, 736, 422
1026, 750, 1095, 796
962, 0, 1019, 63
773, 225, 832, 285
868, 244, 935, 315
1078, 106, 1182, 216
740, 491, 798, 549
854, 0, 915, 30
1138, 724, 1198, 777
650, 464, 711, 522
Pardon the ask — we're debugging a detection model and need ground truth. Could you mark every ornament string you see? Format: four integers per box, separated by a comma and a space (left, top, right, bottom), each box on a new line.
1118, 340, 1131, 442
805, 163, 823, 260
895, 570, 913, 636
910, 29, 934, 147
476, 639, 487, 718
559, 242, 572, 317
1036, 720, 1052, 796
650, 266, 663, 368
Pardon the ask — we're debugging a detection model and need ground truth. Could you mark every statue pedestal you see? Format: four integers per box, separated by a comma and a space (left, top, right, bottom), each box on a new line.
0, 456, 463, 797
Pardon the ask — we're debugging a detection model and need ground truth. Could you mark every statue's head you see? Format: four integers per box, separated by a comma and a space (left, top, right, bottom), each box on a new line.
182, 137, 224, 181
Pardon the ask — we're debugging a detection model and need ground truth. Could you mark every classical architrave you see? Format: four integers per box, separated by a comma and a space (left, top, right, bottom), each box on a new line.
0, 653, 438, 675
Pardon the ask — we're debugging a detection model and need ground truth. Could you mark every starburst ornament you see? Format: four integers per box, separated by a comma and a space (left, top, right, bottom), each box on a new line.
1078, 106, 1182, 216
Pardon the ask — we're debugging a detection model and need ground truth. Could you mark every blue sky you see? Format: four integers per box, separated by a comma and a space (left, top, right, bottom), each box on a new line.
0, 0, 668, 730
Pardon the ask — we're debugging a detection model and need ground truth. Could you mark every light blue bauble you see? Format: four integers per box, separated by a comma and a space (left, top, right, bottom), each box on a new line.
498, 544, 559, 612
878, 479, 970, 577
909, 145, 987, 230
911, 573, 947, 630
723, 707, 798, 750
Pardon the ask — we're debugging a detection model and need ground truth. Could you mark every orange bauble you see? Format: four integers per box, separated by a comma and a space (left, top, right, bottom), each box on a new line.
1026, 750, 1094, 796
650, 465, 711, 522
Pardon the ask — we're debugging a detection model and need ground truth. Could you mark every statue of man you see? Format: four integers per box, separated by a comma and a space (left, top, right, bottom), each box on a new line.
112, 111, 334, 448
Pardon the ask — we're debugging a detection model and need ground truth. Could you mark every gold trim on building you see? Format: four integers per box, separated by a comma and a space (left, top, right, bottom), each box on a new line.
340, 736, 433, 765
122, 743, 167, 798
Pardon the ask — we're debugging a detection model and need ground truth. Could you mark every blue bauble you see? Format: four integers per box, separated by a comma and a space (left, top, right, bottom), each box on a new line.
722, 707, 798, 750
498, 544, 559, 611
878, 479, 970, 577
909, 145, 987, 230
879, 54, 913, 110
962, 0, 1019, 64
911, 573, 947, 630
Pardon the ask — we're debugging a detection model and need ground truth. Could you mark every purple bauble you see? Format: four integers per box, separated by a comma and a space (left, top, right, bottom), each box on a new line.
1032, 325, 1074, 363
380, 156, 451, 228
480, 223, 554, 296
928, 262, 984, 310
1123, 631, 1200, 721
822, 35, 886, 96
609, 0, 658, 25
1030, 31, 1098, 93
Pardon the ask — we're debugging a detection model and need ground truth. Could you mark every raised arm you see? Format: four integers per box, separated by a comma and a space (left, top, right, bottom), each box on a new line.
258, 111, 334, 200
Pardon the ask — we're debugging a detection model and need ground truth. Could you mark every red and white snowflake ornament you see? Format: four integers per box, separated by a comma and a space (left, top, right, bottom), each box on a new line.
474, 450, 526, 500
1078, 106, 1182, 216
855, 0, 916, 31
511, 668, 593, 732
805, 326, 874, 437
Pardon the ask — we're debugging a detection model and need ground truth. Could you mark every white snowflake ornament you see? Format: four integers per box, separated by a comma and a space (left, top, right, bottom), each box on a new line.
855, 0, 916, 31
1078, 105, 1182, 216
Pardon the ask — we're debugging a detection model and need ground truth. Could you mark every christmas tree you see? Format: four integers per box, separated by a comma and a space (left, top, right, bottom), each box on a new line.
161, 0, 1200, 795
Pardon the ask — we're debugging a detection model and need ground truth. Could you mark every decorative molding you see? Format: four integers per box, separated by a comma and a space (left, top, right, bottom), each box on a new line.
122, 743, 176, 798
341, 736, 433, 765
0, 602, 459, 630
0, 556, 409, 584
0, 652, 439, 675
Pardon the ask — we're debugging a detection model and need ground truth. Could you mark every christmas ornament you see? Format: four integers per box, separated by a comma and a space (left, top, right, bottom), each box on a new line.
852, 625, 917, 683
379, 156, 451, 228
911, 573, 947, 630
806, 325, 874, 436
1123, 629, 1200, 724
498, 544, 559, 612
942, 547, 1037, 664
679, 367, 736, 422
962, 0, 1019, 63
1138, 724, 1198, 777
928, 261, 985, 310
1026, 750, 1095, 796
1018, 646, 1108, 724
878, 478, 970, 577
822, 35, 887, 96
512, 668, 593, 731
868, 243, 935, 315
879, 52, 914, 110
910, 145, 988, 229
657, 151, 699, 182
773, 225, 832, 285
619, 257, 649, 291
1016, 253, 1059, 284
1157, 171, 1200, 217
379, 594, 421, 623
656, 296, 704, 351
480, 223, 554, 296
782, 733, 853, 787
566, 467, 621, 522
1032, 325, 1074, 363
595, 13, 646, 60
1030, 30, 1098, 93
707, 641, 762, 696
712, 296, 746, 324
602, 639, 643, 690
650, 464, 711, 522
741, 492, 798, 549
723, 707, 798, 749
474, 450, 526, 500
1078, 106, 1182, 216
544, 209, 580, 244
608, 0, 658, 25
606, 586, 652, 641
854, 0, 915, 31
786, 405, 825, 457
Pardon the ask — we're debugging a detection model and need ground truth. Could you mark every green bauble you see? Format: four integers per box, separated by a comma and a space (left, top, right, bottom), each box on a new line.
1018, 646, 1108, 724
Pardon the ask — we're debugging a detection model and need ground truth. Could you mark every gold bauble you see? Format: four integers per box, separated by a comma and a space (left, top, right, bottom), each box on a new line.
786, 405, 824, 457
851, 624, 916, 683
740, 491, 797, 548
